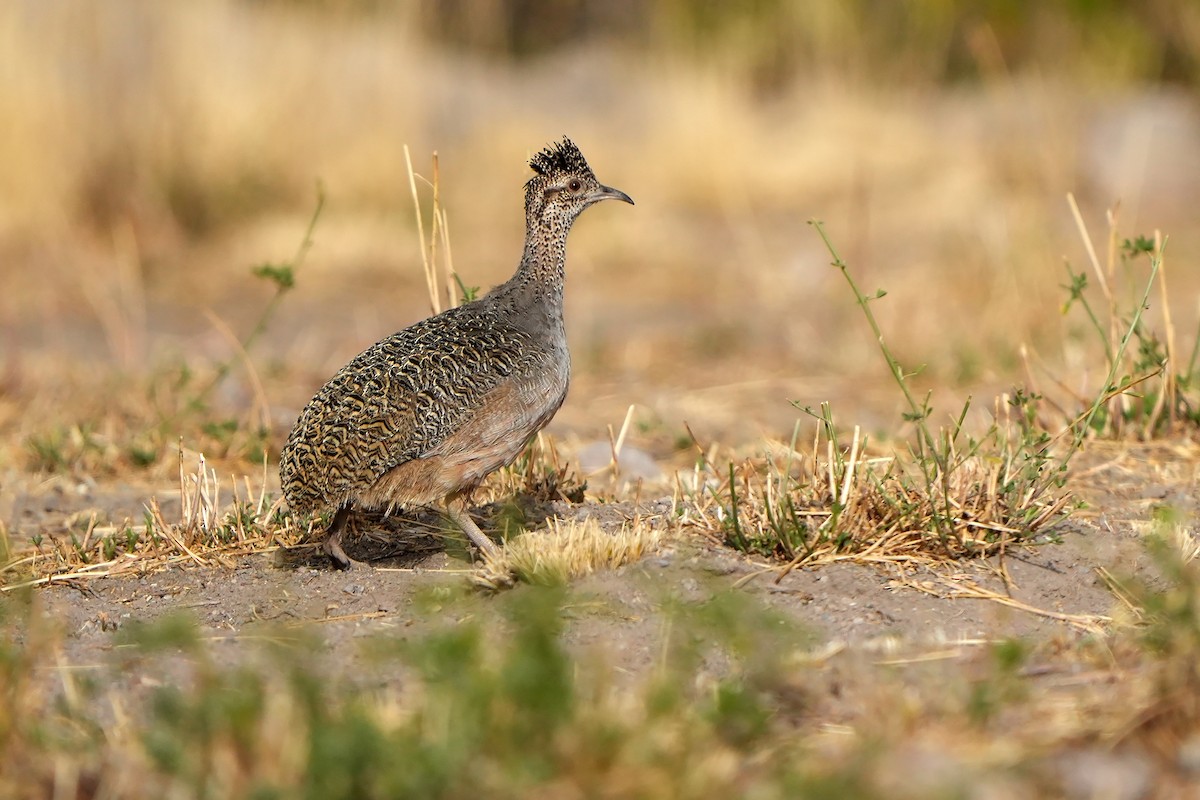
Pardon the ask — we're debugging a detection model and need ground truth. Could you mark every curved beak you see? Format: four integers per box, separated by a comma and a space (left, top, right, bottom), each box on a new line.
589, 184, 635, 206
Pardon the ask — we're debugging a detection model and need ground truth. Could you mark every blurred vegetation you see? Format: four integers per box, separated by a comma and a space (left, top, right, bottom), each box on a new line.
0, 586, 828, 799
1, 0, 1194, 241
8, 553, 1200, 796
3, 0, 1200, 468
413, 0, 1200, 88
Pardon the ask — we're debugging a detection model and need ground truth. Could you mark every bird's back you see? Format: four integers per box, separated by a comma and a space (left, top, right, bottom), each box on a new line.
280, 300, 564, 516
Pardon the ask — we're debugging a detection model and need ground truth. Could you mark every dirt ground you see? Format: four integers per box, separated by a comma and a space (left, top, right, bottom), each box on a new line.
3, 422, 1196, 799
11, 441, 1179, 690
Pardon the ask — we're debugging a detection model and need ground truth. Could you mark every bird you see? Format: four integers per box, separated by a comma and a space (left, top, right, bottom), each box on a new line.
280, 137, 633, 569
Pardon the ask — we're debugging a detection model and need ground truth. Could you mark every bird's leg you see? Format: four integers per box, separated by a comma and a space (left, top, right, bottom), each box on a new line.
323, 504, 355, 570
444, 496, 499, 559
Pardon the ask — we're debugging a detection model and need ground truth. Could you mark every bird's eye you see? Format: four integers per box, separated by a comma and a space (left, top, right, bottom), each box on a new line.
568, 179, 582, 193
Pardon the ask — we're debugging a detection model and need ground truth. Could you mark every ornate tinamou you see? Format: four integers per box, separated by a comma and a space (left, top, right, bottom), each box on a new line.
280, 138, 633, 568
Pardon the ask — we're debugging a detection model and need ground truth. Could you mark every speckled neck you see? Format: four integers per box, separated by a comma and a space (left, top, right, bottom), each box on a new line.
518, 222, 568, 297
492, 213, 573, 316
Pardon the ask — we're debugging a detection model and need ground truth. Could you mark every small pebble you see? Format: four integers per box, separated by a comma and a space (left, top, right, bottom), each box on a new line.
577, 442, 664, 482
1178, 733, 1200, 774
1056, 748, 1151, 800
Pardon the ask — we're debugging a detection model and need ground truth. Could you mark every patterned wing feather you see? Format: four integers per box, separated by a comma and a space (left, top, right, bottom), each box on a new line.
280, 305, 535, 515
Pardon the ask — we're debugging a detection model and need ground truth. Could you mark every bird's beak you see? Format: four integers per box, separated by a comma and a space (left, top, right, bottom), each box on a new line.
590, 184, 635, 206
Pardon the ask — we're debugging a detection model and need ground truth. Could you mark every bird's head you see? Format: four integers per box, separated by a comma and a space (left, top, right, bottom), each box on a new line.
524, 138, 633, 227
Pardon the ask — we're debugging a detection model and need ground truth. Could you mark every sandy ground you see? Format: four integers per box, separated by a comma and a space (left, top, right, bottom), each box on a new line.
11, 442, 1179, 689
3, 439, 1195, 799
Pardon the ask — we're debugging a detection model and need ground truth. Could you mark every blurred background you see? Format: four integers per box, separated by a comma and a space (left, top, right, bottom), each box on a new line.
2, 0, 1199, 473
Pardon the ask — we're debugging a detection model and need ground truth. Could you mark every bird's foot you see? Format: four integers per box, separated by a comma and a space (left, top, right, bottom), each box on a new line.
453, 510, 501, 561
470, 530, 500, 560
446, 504, 500, 560
323, 533, 355, 570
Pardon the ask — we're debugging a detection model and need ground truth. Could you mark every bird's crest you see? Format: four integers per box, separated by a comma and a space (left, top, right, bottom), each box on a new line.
528, 137, 593, 179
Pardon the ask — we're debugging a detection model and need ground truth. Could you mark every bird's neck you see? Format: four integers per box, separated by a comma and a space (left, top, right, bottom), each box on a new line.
506, 220, 570, 307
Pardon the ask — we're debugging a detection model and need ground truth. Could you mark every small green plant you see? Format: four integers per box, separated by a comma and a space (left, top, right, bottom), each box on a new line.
966, 638, 1031, 726
1053, 199, 1193, 439
72, 587, 829, 798
453, 273, 480, 303
193, 184, 324, 412
24, 424, 114, 475
721, 222, 1073, 564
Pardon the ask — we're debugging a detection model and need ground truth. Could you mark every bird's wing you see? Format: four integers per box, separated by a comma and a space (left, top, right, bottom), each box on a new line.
369, 310, 535, 472
281, 307, 540, 511
280, 353, 419, 512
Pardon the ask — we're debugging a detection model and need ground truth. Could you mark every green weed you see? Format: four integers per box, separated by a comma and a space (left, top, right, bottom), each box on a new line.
1056, 211, 1198, 440
966, 639, 1031, 726
721, 223, 1073, 564
24, 424, 115, 476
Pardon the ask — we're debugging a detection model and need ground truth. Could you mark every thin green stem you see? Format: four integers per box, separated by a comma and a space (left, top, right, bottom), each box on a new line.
726, 463, 748, 552
1185, 316, 1200, 383
1066, 241, 1165, 458
1063, 264, 1113, 365
809, 220, 956, 542
244, 184, 326, 355
195, 185, 326, 409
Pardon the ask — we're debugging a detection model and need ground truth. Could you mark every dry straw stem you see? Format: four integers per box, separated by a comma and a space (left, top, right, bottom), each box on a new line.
404, 144, 437, 313
585, 404, 638, 483
1097, 566, 1147, 624
894, 571, 1111, 634
1067, 192, 1113, 311
472, 516, 663, 591
405, 146, 461, 314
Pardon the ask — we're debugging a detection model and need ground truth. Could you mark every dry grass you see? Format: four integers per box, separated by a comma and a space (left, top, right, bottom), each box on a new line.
1, 447, 302, 591
0, 427, 621, 592
472, 516, 663, 590
694, 221, 1076, 574
711, 411, 1071, 572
